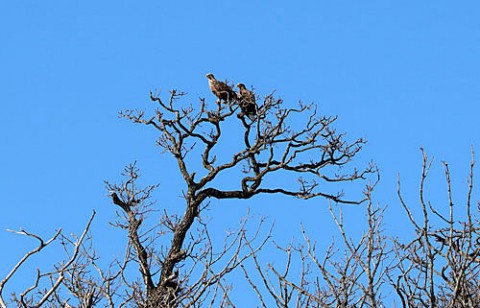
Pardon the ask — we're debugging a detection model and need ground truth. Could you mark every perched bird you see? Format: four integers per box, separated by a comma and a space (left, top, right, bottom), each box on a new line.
206, 73, 237, 103
110, 192, 128, 212
236, 83, 257, 120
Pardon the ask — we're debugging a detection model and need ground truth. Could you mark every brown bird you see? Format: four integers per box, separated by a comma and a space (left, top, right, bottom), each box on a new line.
236, 83, 257, 120
206, 73, 237, 103
110, 192, 129, 212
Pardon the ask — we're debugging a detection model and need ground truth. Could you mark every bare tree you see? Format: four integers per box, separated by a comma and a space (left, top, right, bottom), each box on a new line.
238, 149, 480, 308
1, 79, 373, 307
241, 176, 387, 308
0, 212, 95, 308
3, 77, 480, 307
105, 86, 373, 306
388, 148, 480, 308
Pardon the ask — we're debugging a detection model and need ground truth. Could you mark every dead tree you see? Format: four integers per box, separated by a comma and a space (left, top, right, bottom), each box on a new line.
1, 80, 373, 307
0, 212, 95, 308
107, 84, 374, 307
241, 177, 387, 308
388, 148, 480, 308
240, 148, 480, 307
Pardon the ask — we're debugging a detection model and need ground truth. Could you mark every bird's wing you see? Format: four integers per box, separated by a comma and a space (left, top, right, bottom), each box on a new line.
215, 80, 233, 92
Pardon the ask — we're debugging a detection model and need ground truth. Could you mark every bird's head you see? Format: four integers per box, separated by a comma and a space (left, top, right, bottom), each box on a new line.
236, 83, 245, 89
206, 73, 215, 80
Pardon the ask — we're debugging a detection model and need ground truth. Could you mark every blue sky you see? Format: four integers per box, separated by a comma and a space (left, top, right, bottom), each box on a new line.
1, 1, 480, 304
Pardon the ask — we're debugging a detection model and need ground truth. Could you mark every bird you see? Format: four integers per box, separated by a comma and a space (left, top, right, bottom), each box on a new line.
110, 192, 129, 212
206, 73, 237, 103
236, 83, 257, 120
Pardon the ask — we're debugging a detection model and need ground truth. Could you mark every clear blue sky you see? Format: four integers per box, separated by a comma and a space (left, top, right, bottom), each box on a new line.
1, 1, 480, 304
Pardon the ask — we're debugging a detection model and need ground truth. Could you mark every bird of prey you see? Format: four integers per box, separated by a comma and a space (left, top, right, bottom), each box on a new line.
206, 73, 237, 103
236, 83, 257, 120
